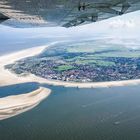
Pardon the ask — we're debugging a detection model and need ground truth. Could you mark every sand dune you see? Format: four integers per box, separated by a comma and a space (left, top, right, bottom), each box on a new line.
0, 87, 51, 120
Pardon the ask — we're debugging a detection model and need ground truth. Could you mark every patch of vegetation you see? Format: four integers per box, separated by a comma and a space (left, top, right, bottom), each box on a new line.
74, 59, 115, 66
94, 51, 140, 58
55, 65, 75, 71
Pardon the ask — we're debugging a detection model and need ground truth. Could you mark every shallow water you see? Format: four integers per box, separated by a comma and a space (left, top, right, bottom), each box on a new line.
0, 82, 39, 97
0, 84, 140, 140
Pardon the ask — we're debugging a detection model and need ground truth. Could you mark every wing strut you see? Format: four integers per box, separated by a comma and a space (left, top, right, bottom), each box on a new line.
0, 13, 9, 23
121, 2, 131, 14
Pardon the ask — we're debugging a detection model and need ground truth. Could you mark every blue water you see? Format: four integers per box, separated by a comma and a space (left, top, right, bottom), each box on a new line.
0, 82, 39, 97
0, 84, 140, 140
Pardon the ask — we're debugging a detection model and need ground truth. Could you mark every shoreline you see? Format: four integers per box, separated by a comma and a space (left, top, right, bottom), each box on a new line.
0, 45, 51, 120
0, 45, 140, 88
0, 87, 51, 121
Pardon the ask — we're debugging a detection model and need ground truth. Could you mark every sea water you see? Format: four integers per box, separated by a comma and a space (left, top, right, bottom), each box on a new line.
0, 83, 140, 140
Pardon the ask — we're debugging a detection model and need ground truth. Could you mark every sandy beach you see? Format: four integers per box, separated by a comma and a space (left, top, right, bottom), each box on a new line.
0, 45, 46, 86
1, 45, 140, 88
0, 87, 51, 120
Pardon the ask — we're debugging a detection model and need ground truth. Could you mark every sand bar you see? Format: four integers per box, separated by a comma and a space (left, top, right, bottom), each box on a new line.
0, 87, 51, 120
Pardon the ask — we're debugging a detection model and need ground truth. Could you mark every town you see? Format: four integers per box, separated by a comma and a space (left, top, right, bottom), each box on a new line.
5, 56, 140, 83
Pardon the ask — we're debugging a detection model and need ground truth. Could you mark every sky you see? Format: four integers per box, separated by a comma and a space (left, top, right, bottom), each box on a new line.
0, 10, 140, 55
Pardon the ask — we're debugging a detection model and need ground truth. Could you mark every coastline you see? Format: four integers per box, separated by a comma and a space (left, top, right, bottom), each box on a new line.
0, 45, 51, 120
0, 87, 51, 121
0, 45, 46, 86
0, 45, 140, 88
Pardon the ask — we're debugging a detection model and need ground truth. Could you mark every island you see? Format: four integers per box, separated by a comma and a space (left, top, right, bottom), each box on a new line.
5, 38, 140, 83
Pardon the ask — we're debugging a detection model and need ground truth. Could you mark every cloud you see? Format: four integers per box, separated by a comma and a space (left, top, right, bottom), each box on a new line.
109, 19, 136, 29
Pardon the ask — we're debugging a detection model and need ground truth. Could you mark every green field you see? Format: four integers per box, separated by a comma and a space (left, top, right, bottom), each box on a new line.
66, 41, 140, 58
55, 65, 75, 71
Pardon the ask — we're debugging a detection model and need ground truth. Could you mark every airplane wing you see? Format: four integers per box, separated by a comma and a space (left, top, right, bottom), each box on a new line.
0, 0, 140, 28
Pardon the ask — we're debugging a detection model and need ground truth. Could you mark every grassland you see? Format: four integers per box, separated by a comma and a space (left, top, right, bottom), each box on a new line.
55, 65, 75, 71
67, 41, 140, 59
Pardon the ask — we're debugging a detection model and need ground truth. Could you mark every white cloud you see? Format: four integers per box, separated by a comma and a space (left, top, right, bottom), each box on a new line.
109, 19, 135, 29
